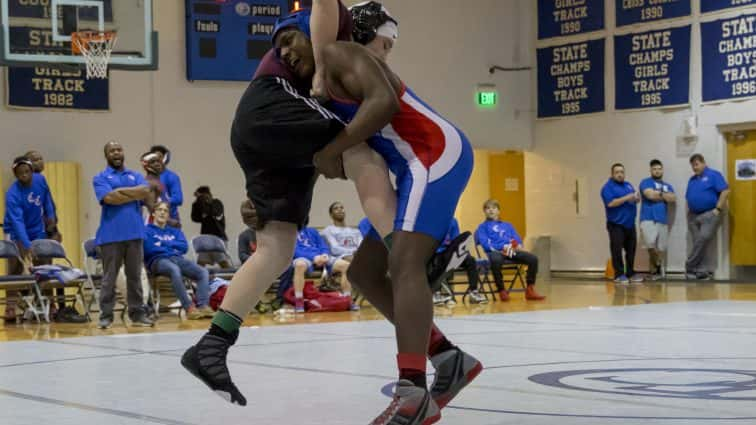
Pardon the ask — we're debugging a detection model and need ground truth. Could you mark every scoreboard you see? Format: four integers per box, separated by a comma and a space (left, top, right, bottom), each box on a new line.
185, 0, 303, 81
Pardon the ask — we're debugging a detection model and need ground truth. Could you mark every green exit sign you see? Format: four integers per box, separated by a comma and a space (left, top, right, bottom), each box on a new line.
477, 90, 497, 107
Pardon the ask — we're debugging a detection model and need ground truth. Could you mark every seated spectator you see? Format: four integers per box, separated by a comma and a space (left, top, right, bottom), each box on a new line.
321, 202, 361, 293
475, 199, 545, 301
191, 186, 232, 268
437, 218, 486, 304
238, 199, 258, 264
150, 145, 183, 225
144, 202, 213, 320
292, 226, 356, 313
3, 157, 85, 323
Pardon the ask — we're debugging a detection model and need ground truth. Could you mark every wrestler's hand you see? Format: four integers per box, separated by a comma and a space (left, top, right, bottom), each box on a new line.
313, 146, 345, 180
310, 69, 328, 102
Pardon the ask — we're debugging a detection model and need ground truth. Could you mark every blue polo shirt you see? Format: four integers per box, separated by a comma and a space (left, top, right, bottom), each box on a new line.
686, 167, 729, 214
639, 177, 674, 224
93, 167, 147, 246
601, 178, 637, 229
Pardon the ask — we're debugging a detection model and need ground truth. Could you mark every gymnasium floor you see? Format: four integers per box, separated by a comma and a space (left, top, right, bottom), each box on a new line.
1, 279, 755, 424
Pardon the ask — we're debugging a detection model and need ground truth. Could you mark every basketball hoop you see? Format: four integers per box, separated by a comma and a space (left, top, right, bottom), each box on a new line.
71, 31, 117, 79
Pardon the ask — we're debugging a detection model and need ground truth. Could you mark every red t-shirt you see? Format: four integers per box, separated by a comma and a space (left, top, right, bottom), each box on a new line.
253, 1, 353, 92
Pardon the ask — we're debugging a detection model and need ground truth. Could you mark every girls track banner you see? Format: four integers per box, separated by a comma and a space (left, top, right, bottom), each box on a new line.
614, 25, 691, 110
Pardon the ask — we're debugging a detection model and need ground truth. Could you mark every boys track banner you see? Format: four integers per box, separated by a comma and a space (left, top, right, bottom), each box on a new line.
701, 12, 756, 103
537, 38, 605, 118
538, 0, 605, 40
614, 25, 691, 110
615, 0, 691, 27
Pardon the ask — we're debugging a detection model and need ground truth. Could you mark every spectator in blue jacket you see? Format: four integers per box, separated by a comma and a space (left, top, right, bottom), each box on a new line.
3, 157, 54, 268
475, 199, 545, 301
601, 163, 642, 284
292, 227, 332, 313
2, 157, 54, 321
144, 202, 212, 320
150, 145, 184, 224
25, 150, 61, 241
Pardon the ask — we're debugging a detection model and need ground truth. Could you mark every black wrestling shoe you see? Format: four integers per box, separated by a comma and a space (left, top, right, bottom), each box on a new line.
181, 333, 247, 406
427, 232, 472, 292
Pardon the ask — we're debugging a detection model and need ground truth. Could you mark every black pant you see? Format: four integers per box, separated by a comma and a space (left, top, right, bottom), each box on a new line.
459, 254, 479, 291
488, 250, 539, 290
607, 222, 637, 278
99, 239, 144, 317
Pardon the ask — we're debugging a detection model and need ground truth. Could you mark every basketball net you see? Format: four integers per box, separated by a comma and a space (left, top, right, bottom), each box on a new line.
72, 31, 117, 79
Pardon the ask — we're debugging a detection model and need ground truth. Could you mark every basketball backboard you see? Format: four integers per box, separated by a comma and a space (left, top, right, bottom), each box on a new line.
1, 0, 157, 70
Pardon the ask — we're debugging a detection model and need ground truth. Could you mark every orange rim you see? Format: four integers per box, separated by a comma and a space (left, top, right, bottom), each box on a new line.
71, 31, 116, 55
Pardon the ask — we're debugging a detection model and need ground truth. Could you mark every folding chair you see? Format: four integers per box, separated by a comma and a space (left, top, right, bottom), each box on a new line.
473, 237, 526, 301
191, 235, 237, 279
29, 239, 90, 322
0, 240, 44, 322
81, 238, 102, 313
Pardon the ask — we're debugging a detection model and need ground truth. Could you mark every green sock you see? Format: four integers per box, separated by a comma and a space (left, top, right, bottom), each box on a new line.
211, 309, 243, 334
383, 233, 394, 251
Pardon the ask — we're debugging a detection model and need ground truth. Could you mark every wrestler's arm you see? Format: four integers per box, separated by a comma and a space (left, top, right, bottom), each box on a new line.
322, 43, 400, 156
310, 0, 341, 97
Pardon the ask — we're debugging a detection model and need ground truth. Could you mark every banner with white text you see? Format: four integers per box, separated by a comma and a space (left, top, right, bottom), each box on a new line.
537, 38, 605, 118
701, 13, 756, 103
615, 25, 691, 110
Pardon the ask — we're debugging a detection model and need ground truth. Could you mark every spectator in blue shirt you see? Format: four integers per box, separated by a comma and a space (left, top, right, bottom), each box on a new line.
475, 199, 545, 301
144, 202, 212, 320
93, 141, 156, 329
150, 145, 184, 224
292, 227, 333, 313
685, 154, 729, 280
25, 150, 61, 242
601, 163, 642, 284
639, 159, 676, 280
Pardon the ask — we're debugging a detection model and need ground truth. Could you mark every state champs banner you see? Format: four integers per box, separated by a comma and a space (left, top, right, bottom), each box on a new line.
614, 25, 691, 110
537, 38, 605, 118
615, 0, 691, 27
701, 12, 756, 103
538, 0, 605, 40
701, 0, 756, 14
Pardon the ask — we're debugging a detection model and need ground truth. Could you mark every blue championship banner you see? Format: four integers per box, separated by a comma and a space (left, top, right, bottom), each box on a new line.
701, 0, 756, 14
616, 0, 691, 27
537, 38, 605, 118
7, 0, 113, 20
6, 27, 109, 111
538, 0, 605, 40
701, 13, 756, 102
614, 25, 691, 110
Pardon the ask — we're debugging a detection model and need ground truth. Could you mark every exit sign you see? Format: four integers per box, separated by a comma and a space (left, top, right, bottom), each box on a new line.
477, 90, 497, 107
